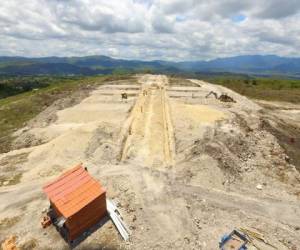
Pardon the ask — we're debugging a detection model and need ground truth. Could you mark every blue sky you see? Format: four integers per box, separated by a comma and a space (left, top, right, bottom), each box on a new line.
231, 14, 247, 23
0, 0, 299, 60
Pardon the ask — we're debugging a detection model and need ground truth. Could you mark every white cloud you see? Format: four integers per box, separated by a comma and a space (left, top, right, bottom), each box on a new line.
0, 0, 299, 60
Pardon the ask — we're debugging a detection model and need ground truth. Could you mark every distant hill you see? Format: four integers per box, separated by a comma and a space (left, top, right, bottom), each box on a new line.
0, 63, 100, 75
0, 55, 300, 76
176, 55, 300, 76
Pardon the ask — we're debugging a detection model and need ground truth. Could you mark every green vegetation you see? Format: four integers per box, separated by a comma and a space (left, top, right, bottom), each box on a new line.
0, 74, 133, 153
201, 75, 300, 103
0, 76, 86, 99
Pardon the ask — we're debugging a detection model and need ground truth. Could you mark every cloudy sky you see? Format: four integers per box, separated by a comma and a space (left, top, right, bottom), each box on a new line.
0, 0, 300, 61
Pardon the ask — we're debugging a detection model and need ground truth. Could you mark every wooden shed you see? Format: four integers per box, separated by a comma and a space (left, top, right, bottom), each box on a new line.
43, 164, 107, 243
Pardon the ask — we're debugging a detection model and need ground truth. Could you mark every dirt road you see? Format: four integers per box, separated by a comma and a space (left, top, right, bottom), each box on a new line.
120, 75, 175, 166
0, 75, 299, 249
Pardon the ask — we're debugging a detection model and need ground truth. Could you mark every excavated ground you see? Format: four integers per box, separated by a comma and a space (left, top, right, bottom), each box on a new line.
0, 75, 299, 250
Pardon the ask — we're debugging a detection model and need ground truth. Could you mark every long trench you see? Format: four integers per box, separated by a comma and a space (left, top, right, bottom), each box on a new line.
120, 75, 175, 167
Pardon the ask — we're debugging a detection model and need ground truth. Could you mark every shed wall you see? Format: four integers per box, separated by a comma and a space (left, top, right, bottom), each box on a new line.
65, 192, 107, 241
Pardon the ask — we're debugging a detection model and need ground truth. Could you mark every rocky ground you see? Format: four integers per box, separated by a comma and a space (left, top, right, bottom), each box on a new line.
0, 75, 299, 249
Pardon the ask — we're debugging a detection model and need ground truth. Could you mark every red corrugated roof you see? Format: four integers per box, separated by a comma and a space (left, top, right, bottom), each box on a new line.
43, 164, 106, 218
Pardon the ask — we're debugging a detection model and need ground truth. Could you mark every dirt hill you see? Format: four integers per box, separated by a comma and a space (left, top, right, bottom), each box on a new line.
0, 75, 299, 249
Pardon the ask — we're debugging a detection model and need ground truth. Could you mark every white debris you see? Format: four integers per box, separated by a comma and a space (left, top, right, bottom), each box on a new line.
107, 199, 130, 241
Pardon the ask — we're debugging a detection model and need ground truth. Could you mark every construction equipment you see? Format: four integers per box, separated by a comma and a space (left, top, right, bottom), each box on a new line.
206, 91, 219, 99
206, 91, 236, 103
220, 228, 279, 250
219, 230, 248, 250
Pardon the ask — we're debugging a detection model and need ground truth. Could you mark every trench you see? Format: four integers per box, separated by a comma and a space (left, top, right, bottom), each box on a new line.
119, 75, 175, 167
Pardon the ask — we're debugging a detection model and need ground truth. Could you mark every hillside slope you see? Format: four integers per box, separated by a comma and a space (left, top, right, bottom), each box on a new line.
0, 75, 299, 249
1, 55, 300, 76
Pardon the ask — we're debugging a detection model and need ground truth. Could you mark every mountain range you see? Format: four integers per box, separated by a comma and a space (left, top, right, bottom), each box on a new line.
0, 55, 300, 77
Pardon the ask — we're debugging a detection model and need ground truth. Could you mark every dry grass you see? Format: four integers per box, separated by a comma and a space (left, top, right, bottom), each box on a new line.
0, 172, 23, 186
0, 216, 21, 230
20, 238, 38, 250
168, 77, 199, 87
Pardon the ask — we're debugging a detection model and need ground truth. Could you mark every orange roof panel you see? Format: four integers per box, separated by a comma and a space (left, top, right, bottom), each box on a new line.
43, 164, 106, 218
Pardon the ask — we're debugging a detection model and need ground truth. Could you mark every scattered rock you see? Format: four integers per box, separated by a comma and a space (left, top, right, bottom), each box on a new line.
20, 238, 38, 250
256, 184, 263, 190
132, 215, 137, 222
285, 155, 290, 162
184, 236, 190, 244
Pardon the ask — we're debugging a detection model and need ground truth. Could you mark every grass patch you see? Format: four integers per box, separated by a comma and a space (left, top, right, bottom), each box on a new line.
0, 74, 133, 153
0, 216, 21, 230
204, 76, 300, 103
20, 238, 38, 250
0, 75, 82, 99
0, 153, 29, 169
168, 77, 199, 87
0, 172, 23, 186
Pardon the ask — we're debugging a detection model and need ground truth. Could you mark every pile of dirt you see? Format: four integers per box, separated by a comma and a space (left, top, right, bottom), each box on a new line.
12, 85, 97, 150
257, 100, 300, 171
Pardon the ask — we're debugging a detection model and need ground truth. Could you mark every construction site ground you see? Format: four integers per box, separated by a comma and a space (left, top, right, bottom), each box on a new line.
0, 75, 299, 249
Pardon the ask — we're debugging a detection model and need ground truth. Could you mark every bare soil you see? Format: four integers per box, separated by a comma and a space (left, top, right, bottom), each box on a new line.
256, 100, 300, 171
0, 75, 299, 250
